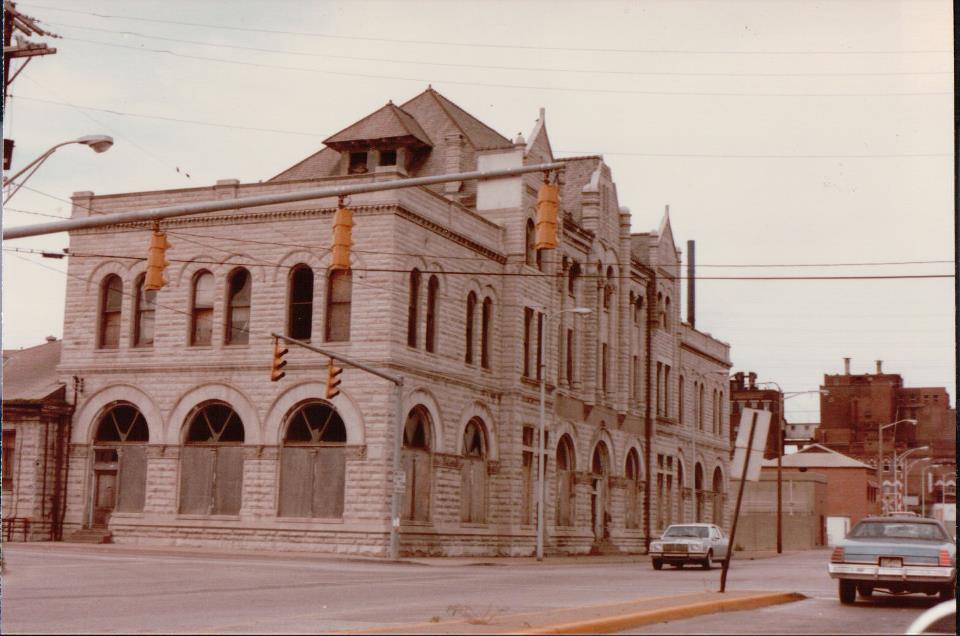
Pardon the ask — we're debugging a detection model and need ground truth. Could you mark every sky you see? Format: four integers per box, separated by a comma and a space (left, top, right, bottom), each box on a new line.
1, 0, 954, 424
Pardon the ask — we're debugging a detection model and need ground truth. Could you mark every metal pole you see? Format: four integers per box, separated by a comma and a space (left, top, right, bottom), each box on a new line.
777, 396, 783, 554
272, 332, 401, 384
877, 422, 883, 514
3, 161, 567, 240
892, 445, 897, 512
536, 312, 547, 561
720, 411, 758, 593
390, 380, 404, 560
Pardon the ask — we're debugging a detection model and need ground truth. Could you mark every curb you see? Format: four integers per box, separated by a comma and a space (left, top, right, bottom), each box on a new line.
511, 592, 807, 635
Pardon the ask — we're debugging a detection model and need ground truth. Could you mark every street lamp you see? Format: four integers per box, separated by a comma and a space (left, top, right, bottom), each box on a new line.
903, 456, 932, 511
3, 135, 114, 203
536, 306, 591, 561
877, 419, 918, 513
921, 464, 948, 517
895, 447, 928, 511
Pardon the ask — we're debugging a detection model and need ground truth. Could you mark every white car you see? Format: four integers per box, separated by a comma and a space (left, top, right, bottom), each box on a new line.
649, 523, 730, 570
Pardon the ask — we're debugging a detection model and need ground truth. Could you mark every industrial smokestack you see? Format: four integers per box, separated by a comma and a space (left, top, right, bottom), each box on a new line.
876, 360, 883, 374
748, 372, 757, 389
686, 240, 695, 328
843, 358, 851, 375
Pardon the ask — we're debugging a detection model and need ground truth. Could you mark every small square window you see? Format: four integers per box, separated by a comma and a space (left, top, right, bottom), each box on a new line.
380, 150, 397, 166
349, 152, 368, 174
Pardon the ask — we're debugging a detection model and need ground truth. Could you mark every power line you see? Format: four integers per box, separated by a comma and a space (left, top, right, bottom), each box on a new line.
2, 206, 70, 219
53, 37, 953, 98
47, 21, 952, 79
16, 96, 952, 158
22, 4, 952, 55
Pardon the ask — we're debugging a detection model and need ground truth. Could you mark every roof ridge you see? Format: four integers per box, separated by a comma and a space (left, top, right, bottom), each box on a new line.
414, 87, 511, 148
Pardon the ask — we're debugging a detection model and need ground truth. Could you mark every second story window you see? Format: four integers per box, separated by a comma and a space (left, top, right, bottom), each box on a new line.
465, 292, 476, 364
190, 271, 214, 346
98, 274, 123, 349
481, 297, 492, 370
325, 269, 352, 342
425, 275, 439, 353
407, 269, 420, 348
288, 265, 314, 341
525, 219, 536, 267
225, 268, 251, 345
523, 307, 533, 378
133, 275, 156, 348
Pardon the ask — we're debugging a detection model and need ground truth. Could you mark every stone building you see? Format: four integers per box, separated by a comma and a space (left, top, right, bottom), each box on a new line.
43, 88, 731, 556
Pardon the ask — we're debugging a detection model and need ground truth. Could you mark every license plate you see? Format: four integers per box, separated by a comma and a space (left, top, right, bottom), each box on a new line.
879, 557, 902, 568
664, 544, 688, 553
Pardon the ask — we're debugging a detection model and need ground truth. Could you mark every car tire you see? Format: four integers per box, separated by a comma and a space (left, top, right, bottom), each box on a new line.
839, 580, 856, 605
857, 584, 873, 598
939, 583, 955, 602
652, 559, 663, 570
702, 550, 713, 570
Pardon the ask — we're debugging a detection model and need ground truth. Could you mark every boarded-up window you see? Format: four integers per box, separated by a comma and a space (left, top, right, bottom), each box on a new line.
625, 449, 641, 529
481, 297, 492, 369
425, 275, 439, 353
525, 219, 536, 267
712, 467, 724, 525
695, 463, 704, 523
555, 435, 576, 527
325, 269, 352, 342
523, 307, 533, 378
460, 418, 487, 523
225, 268, 251, 345
566, 329, 574, 384
2, 430, 15, 491
191, 270, 214, 346
99, 274, 123, 348
179, 402, 244, 515
402, 406, 431, 522
279, 402, 347, 518
465, 292, 476, 364
288, 265, 314, 341
407, 269, 420, 348
95, 403, 149, 513
133, 275, 155, 348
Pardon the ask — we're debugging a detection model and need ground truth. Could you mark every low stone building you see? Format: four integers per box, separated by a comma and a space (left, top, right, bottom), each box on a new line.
35, 89, 732, 556
730, 469, 827, 552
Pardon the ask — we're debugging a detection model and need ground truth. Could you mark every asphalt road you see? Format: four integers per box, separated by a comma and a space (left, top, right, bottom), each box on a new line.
1, 544, 953, 634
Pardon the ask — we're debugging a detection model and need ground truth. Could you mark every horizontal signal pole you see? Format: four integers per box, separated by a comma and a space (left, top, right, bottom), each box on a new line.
3, 161, 566, 240
270, 332, 401, 386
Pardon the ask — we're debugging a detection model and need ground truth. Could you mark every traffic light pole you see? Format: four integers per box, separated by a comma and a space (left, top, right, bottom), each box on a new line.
271, 332, 405, 560
4, 161, 566, 240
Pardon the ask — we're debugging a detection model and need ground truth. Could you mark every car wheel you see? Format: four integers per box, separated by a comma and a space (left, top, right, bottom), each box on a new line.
939, 583, 955, 602
839, 580, 856, 605
652, 559, 663, 570
857, 584, 873, 598
674, 562, 684, 569
702, 550, 713, 570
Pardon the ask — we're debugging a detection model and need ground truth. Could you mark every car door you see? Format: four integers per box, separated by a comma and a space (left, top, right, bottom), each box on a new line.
712, 526, 728, 559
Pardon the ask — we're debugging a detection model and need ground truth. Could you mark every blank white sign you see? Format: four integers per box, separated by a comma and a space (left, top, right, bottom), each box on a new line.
730, 408, 772, 482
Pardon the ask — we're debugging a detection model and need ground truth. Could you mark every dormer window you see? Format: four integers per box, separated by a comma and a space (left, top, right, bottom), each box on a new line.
380, 149, 397, 166
349, 152, 368, 174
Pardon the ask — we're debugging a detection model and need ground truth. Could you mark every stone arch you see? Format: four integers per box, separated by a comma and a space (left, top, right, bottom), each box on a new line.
623, 439, 646, 480
675, 451, 689, 488
587, 427, 617, 474
272, 249, 326, 284
166, 383, 262, 445
85, 260, 135, 295
712, 462, 727, 492
264, 381, 365, 447
220, 254, 267, 285
550, 419, 579, 458
454, 402, 498, 460
74, 384, 163, 445
401, 386, 444, 453
172, 256, 218, 289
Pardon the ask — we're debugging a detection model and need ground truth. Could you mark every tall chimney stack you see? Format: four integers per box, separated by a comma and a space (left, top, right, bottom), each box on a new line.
748, 372, 757, 389
686, 240, 695, 328
876, 360, 883, 374
843, 357, 851, 375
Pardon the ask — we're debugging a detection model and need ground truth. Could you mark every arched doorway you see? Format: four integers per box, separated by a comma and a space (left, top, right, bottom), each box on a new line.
278, 401, 347, 518
179, 402, 245, 516
712, 467, 725, 525
555, 435, 576, 527
591, 441, 610, 542
624, 449, 642, 530
91, 403, 149, 527
402, 406, 432, 522
695, 463, 704, 522
460, 418, 488, 524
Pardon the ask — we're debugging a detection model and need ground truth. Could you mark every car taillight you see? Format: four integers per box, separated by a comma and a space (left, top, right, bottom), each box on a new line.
938, 550, 951, 567
831, 547, 844, 563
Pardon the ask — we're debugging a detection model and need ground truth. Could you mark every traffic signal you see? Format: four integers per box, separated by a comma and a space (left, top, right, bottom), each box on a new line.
270, 337, 288, 382
144, 226, 171, 291
326, 359, 343, 399
330, 202, 353, 271
535, 176, 558, 251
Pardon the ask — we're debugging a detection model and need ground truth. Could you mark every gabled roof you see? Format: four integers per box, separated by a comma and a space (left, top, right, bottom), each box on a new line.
2, 338, 64, 402
761, 443, 872, 469
401, 87, 512, 150
323, 101, 432, 149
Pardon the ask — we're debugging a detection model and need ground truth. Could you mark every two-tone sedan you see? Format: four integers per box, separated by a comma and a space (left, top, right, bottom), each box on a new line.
828, 516, 956, 604
649, 523, 729, 570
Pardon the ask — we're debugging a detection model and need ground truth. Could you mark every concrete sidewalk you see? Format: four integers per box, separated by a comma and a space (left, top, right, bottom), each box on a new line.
336, 590, 806, 634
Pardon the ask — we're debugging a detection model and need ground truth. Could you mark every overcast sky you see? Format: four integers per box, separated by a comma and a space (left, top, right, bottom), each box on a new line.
2, 0, 954, 423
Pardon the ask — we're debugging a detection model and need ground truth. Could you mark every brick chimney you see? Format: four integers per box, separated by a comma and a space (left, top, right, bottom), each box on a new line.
843, 357, 851, 375
876, 360, 883, 374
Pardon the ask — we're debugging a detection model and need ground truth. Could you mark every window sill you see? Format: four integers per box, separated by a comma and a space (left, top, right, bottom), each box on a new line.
175, 514, 242, 521
276, 516, 345, 524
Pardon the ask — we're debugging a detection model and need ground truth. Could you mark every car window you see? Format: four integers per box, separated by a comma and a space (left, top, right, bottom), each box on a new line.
664, 526, 709, 538
850, 521, 947, 541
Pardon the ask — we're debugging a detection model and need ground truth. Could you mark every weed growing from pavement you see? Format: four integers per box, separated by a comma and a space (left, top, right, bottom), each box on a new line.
446, 604, 506, 625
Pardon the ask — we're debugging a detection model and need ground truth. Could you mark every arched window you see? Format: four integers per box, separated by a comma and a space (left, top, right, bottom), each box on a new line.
179, 402, 245, 516
604, 266, 615, 310
525, 219, 536, 267
625, 449, 642, 529
133, 275, 156, 348
98, 274, 123, 349
465, 292, 477, 365
407, 269, 420, 348
325, 269, 352, 342
481, 297, 492, 369
713, 389, 720, 435
460, 418, 488, 523
657, 292, 665, 329
279, 401, 347, 518
225, 268, 251, 345
425, 275, 439, 353
556, 435, 576, 527
698, 383, 705, 431
664, 296, 671, 330
401, 406, 432, 522
568, 262, 580, 296
93, 403, 149, 517
591, 441, 611, 540
288, 265, 314, 340
190, 270, 214, 346
695, 463, 704, 522
678, 376, 685, 426
712, 467, 724, 525
677, 460, 686, 523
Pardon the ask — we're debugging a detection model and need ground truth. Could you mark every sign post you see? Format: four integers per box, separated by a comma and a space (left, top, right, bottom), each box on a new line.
720, 408, 771, 592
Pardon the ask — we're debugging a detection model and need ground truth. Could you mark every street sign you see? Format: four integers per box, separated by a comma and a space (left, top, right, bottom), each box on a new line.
730, 408, 771, 482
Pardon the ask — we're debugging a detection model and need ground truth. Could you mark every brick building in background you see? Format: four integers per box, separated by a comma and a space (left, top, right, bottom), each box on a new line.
9, 89, 733, 556
729, 372, 783, 460
816, 358, 956, 512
